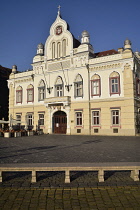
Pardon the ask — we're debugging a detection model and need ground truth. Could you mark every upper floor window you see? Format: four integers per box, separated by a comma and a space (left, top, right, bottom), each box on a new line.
52, 42, 55, 59
74, 74, 83, 98
38, 80, 45, 101
62, 39, 66, 57
109, 72, 120, 95
16, 86, 22, 103
55, 76, 63, 97
91, 74, 101, 96
27, 84, 34, 102
57, 42, 61, 58
136, 78, 140, 96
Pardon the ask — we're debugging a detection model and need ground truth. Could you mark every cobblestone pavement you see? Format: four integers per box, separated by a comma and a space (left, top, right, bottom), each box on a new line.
0, 134, 140, 163
0, 186, 140, 209
0, 135, 140, 209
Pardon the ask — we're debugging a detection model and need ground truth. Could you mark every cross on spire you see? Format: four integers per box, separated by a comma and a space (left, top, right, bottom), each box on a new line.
58, 5, 61, 15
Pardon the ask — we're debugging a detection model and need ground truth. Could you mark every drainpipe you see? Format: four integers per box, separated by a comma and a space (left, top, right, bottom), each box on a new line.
86, 63, 91, 135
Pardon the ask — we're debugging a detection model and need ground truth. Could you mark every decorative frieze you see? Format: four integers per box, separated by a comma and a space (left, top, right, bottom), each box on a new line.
90, 63, 122, 71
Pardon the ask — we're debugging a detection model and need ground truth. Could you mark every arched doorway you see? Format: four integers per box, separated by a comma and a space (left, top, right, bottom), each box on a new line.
53, 111, 67, 134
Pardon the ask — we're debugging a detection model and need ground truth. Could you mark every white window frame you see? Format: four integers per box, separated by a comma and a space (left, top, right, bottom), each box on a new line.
55, 85, 63, 97
27, 88, 34, 102
16, 90, 22, 103
38, 87, 45, 101
111, 109, 120, 126
27, 114, 33, 126
74, 81, 83, 97
92, 110, 100, 126
75, 111, 83, 126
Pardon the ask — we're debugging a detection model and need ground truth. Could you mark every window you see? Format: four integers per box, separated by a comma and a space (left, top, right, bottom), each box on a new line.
136, 78, 140, 96
52, 42, 55, 59
38, 80, 45, 101
62, 39, 66, 57
91, 74, 101, 96
74, 74, 83, 97
38, 114, 44, 125
27, 84, 34, 102
57, 42, 61, 58
75, 112, 82, 126
16, 114, 21, 126
111, 110, 120, 126
55, 76, 63, 97
16, 86, 22, 103
27, 114, 33, 126
92, 111, 100, 126
109, 72, 120, 95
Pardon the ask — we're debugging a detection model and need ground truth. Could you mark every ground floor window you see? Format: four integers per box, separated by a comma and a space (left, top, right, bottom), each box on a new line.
92, 110, 100, 126
38, 113, 44, 125
111, 110, 120, 126
27, 114, 33, 126
75, 111, 82, 126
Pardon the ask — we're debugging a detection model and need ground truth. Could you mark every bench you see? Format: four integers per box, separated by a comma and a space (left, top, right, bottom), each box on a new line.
0, 162, 140, 183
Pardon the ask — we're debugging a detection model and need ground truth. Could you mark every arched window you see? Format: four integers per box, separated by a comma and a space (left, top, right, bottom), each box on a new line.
74, 74, 83, 98
38, 80, 45, 101
27, 84, 34, 102
91, 74, 101, 96
109, 72, 120, 95
57, 42, 61, 58
55, 76, 63, 97
52, 42, 55, 59
62, 39, 66, 57
16, 86, 22, 103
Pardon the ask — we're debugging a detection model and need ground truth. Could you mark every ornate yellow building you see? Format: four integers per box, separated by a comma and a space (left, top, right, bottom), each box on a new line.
8, 9, 140, 136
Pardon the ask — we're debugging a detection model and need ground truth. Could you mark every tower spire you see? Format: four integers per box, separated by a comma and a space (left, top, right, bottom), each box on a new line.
58, 5, 61, 16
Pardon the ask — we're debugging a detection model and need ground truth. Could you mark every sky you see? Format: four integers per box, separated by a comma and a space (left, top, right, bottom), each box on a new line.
0, 0, 140, 72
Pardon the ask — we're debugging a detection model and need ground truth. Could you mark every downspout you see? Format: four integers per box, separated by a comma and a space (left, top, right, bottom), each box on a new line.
86, 63, 91, 135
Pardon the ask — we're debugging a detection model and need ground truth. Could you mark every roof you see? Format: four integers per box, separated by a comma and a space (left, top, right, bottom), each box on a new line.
94, 49, 118, 57
0, 65, 12, 78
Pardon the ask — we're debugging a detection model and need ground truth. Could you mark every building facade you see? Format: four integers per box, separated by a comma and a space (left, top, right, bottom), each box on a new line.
0, 65, 12, 121
8, 10, 140, 136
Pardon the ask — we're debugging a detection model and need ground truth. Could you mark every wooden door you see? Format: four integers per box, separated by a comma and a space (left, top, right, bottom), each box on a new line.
53, 111, 67, 134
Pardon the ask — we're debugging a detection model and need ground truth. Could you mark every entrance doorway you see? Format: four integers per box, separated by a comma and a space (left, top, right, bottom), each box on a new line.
53, 111, 67, 134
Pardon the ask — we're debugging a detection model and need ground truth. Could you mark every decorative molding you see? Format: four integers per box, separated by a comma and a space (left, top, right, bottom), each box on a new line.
90, 63, 122, 71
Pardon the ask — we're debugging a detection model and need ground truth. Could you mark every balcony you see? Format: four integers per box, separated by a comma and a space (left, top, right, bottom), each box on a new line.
44, 96, 71, 107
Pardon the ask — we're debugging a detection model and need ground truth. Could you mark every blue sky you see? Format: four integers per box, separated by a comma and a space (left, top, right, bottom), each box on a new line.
0, 0, 140, 72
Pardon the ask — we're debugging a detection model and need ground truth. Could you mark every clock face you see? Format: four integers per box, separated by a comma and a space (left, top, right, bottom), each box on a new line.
56, 26, 62, 35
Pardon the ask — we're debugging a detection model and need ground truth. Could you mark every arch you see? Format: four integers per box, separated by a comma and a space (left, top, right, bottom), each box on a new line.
91, 74, 100, 80
109, 71, 119, 78
53, 111, 67, 134
74, 74, 83, 83
27, 84, 34, 89
38, 79, 45, 87
16, 85, 22, 91
55, 76, 63, 85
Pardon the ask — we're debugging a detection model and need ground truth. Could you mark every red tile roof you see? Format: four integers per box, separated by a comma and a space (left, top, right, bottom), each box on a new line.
95, 49, 118, 57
